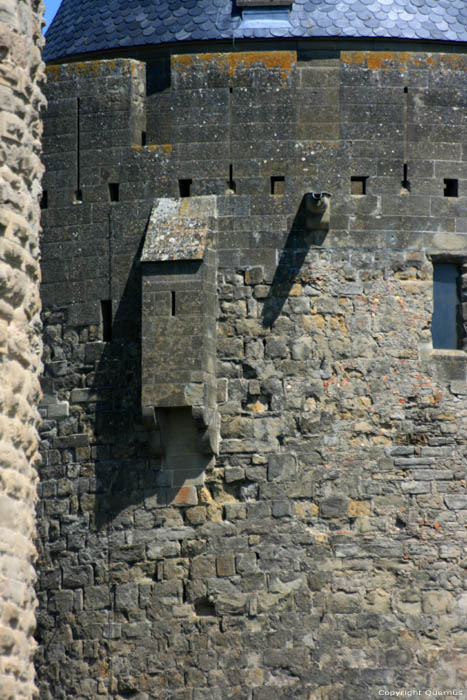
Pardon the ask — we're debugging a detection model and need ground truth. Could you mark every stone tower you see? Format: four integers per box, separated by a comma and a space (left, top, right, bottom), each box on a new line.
38, 1, 467, 698
0, 0, 45, 698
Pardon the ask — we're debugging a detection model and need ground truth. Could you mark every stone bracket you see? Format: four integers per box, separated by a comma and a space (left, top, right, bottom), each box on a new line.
192, 406, 220, 455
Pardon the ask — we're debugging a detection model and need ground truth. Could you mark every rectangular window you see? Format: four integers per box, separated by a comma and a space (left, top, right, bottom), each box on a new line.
444, 178, 458, 198
179, 179, 192, 197
432, 263, 461, 349
271, 176, 285, 195
351, 176, 367, 195
108, 183, 120, 202
241, 7, 290, 27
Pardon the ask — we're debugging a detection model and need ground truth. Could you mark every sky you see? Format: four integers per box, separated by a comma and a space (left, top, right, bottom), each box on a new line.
44, 0, 61, 31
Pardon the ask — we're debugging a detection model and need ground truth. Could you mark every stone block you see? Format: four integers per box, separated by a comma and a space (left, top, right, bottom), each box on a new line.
268, 454, 297, 482
224, 467, 245, 483
85, 586, 111, 610
62, 565, 94, 588
319, 496, 350, 519
216, 554, 235, 577
185, 506, 207, 525
272, 500, 293, 517
245, 267, 263, 285
49, 590, 74, 613
102, 623, 121, 639
224, 503, 247, 520
422, 591, 454, 614
445, 495, 467, 510
47, 401, 70, 418
115, 583, 139, 610
191, 555, 216, 579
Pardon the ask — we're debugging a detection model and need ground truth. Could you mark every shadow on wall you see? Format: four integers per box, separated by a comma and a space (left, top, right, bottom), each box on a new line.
89, 238, 152, 530
90, 193, 327, 529
261, 194, 328, 328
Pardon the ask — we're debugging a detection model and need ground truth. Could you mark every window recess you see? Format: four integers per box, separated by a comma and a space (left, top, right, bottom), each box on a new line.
350, 176, 367, 195
432, 262, 462, 350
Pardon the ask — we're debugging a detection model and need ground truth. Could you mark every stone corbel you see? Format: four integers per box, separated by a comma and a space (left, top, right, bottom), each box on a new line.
142, 405, 163, 455
192, 406, 220, 455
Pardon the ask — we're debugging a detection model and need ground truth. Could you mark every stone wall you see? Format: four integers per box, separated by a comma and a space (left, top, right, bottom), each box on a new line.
37, 50, 467, 698
0, 0, 45, 698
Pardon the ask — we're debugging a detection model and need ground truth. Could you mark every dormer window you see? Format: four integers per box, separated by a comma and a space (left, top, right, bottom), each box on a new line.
237, 0, 293, 4
240, 5, 291, 27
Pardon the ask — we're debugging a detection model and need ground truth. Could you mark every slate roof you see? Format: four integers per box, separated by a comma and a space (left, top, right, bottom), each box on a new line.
44, 0, 467, 62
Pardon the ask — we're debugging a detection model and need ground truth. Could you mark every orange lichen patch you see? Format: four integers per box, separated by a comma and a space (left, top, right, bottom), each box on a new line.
132, 144, 172, 154
172, 51, 296, 85
172, 54, 197, 69
295, 502, 319, 519
72, 60, 111, 77
341, 51, 411, 72
47, 59, 138, 81
341, 51, 365, 65
341, 51, 467, 73
248, 400, 267, 414
367, 52, 408, 71
225, 51, 296, 78
131, 143, 172, 156
438, 53, 467, 71
46, 65, 61, 82
348, 500, 371, 517
169, 486, 198, 506
289, 283, 303, 296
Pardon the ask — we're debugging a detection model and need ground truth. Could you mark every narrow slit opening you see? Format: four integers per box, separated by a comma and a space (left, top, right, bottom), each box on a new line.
271, 176, 285, 196
40, 191, 48, 209
444, 178, 458, 198
401, 163, 410, 191
179, 179, 192, 197
101, 300, 112, 342
74, 189, 83, 203
350, 176, 367, 196
228, 164, 236, 193
109, 183, 120, 202
141, 131, 147, 146
171, 291, 176, 317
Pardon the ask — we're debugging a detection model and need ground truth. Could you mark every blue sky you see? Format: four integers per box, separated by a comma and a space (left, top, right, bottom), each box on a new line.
44, 0, 61, 31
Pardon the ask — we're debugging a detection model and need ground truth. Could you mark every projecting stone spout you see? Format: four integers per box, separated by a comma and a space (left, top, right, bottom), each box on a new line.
140, 196, 220, 489
305, 190, 331, 231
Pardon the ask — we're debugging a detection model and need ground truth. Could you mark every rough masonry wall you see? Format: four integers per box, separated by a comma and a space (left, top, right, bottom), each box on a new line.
37, 51, 467, 698
0, 0, 45, 698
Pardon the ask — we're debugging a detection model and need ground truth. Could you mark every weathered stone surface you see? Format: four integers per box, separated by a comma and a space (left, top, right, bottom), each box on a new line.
0, 2, 45, 698
37, 48, 467, 700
